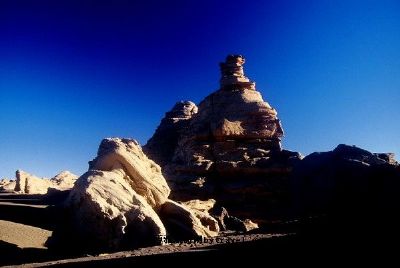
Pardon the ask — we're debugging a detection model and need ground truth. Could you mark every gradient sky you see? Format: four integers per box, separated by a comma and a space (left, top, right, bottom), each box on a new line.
0, 0, 399, 179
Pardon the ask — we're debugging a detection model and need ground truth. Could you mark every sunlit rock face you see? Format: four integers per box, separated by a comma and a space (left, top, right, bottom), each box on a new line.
0, 178, 16, 192
13, 170, 78, 194
146, 55, 302, 220
66, 138, 218, 251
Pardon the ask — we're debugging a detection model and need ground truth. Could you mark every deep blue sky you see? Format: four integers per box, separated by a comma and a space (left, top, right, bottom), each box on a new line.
0, 0, 399, 179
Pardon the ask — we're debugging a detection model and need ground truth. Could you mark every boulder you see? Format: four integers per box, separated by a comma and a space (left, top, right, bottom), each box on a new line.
159, 200, 218, 241
211, 206, 258, 232
68, 169, 167, 249
66, 138, 217, 250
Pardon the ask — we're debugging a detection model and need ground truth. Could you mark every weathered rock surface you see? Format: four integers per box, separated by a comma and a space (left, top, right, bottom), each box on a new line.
14, 170, 78, 194
211, 206, 259, 232
50, 171, 78, 191
146, 55, 302, 220
14, 170, 52, 194
169, 55, 288, 179
0, 179, 16, 192
144, 101, 198, 166
291, 144, 400, 215
66, 138, 217, 251
159, 199, 218, 241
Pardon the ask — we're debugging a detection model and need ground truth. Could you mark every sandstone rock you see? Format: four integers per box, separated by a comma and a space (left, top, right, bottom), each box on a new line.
181, 199, 216, 212
374, 153, 398, 165
180, 199, 219, 234
164, 55, 301, 181
211, 206, 258, 232
145, 55, 302, 221
159, 200, 218, 241
144, 101, 198, 166
50, 171, 78, 191
0, 179, 16, 193
13, 170, 78, 194
68, 169, 167, 249
88, 138, 170, 208
242, 219, 259, 232
66, 138, 217, 250
14, 170, 52, 194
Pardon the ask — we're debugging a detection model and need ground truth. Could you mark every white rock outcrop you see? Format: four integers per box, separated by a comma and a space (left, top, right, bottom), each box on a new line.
14, 170, 78, 194
50, 171, 78, 191
0, 179, 16, 192
66, 138, 218, 250
14, 170, 52, 194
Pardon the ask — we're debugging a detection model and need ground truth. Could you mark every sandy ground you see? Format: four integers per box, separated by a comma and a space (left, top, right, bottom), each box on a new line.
0, 193, 291, 267
0, 220, 52, 249
2, 233, 285, 268
1, 192, 398, 267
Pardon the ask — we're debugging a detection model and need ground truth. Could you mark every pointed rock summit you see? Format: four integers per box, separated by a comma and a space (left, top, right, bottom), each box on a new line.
219, 54, 256, 90
146, 55, 301, 220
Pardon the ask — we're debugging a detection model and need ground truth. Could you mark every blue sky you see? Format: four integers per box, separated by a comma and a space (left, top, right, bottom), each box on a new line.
0, 0, 399, 179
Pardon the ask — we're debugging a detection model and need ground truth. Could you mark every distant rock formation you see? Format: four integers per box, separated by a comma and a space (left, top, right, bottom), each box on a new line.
144, 101, 198, 166
14, 170, 52, 194
50, 171, 78, 191
146, 55, 302, 220
66, 138, 218, 250
0, 179, 16, 192
14, 170, 78, 194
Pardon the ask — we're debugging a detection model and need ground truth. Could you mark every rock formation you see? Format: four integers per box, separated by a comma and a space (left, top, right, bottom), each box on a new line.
14, 170, 52, 194
291, 144, 400, 215
143, 101, 198, 166
146, 55, 302, 220
14, 170, 78, 194
66, 138, 218, 251
0, 179, 16, 192
50, 171, 78, 191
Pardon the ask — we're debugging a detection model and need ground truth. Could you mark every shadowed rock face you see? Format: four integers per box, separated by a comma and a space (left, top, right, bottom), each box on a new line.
143, 101, 198, 167
291, 144, 400, 216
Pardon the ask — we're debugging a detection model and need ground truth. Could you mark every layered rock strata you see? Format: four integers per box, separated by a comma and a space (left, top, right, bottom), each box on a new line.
146, 55, 302, 220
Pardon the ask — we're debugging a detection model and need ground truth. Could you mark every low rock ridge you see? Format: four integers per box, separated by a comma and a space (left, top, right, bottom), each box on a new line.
1, 170, 78, 194
291, 144, 400, 215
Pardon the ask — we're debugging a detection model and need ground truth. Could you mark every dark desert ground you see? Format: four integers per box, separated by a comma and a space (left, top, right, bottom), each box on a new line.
1, 182, 399, 267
